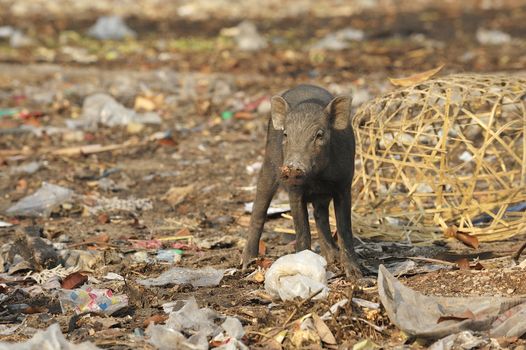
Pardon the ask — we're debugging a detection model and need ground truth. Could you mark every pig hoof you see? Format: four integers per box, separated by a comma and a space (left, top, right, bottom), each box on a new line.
341, 253, 363, 279
321, 246, 340, 264
344, 263, 363, 279
241, 251, 257, 270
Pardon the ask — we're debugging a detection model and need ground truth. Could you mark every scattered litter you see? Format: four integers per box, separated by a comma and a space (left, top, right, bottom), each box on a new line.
476, 28, 511, 45
28, 265, 78, 286
352, 339, 380, 350
59, 286, 128, 314
352, 298, 380, 310
290, 317, 320, 348
221, 317, 245, 340
61, 271, 88, 289
138, 267, 225, 288
156, 249, 183, 263
312, 313, 337, 346
162, 184, 195, 206
0, 107, 19, 117
388, 64, 444, 87
0, 26, 33, 48
9, 161, 42, 175
265, 250, 329, 301
73, 93, 161, 130
245, 161, 262, 175
0, 221, 12, 228
378, 264, 526, 339
197, 235, 242, 250
472, 200, 526, 225
221, 21, 267, 51
321, 299, 349, 320
213, 336, 248, 350
131, 251, 151, 263
6, 182, 74, 217
4, 232, 61, 272
103, 272, 124, 281
0, 323, 21, 336
85, 196, 153, 214
459, 151, 473, 162
429, 331, 491, 350
60, 249, 100, 271
146, 297, 219, 350
311, 27, 365, 50
88, 16, 136, 40
244, 201, 290, 217
221, 111, 234, 120
148, 297, 246, 350
0, 26, 14, 38
384, 260, 418, 277
0, 323, 100, 350
131, 239, 163, 249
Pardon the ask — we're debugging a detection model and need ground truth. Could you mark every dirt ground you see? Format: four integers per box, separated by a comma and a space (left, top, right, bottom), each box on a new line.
1, 1, 526, 349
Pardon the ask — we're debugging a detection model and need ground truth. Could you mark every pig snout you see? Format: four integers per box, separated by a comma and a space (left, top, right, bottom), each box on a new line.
280, 164, 306, 185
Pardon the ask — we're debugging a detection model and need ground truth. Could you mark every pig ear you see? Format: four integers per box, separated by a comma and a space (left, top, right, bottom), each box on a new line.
325, 95, 352, 130
270, 96, 289, 130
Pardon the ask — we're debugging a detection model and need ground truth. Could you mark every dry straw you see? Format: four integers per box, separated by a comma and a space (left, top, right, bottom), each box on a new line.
351, 73, 526, 242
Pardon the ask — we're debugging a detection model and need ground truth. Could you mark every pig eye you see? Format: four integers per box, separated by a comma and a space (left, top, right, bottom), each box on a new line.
283, 131, 288, 138
315, 130, 324, 139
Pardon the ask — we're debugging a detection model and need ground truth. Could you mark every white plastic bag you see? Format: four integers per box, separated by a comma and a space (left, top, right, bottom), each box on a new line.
0, 323, 99, 350
6, 182, 74, 217
264, 250, 329, 301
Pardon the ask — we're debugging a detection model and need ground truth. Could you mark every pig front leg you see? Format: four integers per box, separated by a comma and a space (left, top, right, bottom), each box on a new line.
334, 187, 362, 278
313, 197, 340, 264
289, 190, 311, 252
241, 159, 279, 269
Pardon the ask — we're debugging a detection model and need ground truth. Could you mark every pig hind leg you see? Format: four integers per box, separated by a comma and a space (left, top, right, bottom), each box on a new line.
334, 187, 362, 278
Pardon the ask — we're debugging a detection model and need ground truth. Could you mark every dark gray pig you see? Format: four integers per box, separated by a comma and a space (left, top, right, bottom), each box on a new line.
241, 84, 361, 277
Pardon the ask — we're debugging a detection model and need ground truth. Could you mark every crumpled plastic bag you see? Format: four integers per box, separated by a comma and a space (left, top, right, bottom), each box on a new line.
87, 16, 136, 40
138, 267, 225, 288
6, 182, 74, 217
147, 298, 247, 350
147, 297, 224, 350
378, 264, 526, 340
429, 331, 492, 350
59, 286, 128, 315
72, 93, 161, 130
265, 250, 329, 301
0, 323, 100, 350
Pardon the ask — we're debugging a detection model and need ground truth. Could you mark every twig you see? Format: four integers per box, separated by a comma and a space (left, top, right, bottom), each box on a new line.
282, 288, 323, 328
67, 240, 118, 249
341, 317, 385, 334
407, 256, 456, 266
245, 331, 273, 338
512, 241, 526, 263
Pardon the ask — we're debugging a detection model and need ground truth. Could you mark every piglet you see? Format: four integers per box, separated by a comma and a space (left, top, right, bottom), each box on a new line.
241, 84, 361, 277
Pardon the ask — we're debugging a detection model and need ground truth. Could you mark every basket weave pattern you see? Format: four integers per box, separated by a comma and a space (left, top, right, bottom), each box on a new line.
352, 74, 526, 241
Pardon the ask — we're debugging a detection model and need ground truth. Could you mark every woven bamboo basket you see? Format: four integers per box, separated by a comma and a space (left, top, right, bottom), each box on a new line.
351, 73, 526, 242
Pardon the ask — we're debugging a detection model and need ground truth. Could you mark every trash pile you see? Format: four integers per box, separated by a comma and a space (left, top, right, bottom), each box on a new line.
1, 1, 526, 348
